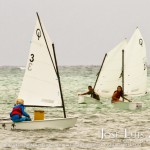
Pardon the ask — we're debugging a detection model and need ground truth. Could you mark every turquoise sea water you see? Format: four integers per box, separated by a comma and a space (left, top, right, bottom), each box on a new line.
0, 66, 149, 150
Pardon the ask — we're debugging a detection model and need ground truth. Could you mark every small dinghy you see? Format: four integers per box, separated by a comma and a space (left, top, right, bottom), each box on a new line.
0, 13, 77, 130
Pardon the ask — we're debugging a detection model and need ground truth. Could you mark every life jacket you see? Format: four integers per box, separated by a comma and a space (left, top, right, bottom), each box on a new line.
10, 106, 22, 117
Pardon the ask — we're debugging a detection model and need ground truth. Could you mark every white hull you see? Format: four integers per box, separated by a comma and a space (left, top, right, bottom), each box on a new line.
78, 96, 100, 104
113, 102, 142, 110
0, 117, 77, 130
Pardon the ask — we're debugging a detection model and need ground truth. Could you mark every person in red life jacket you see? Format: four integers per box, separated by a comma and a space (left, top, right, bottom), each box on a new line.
10, 99, 31, 122
78, 85, 100, 100
112, 86, 131, 103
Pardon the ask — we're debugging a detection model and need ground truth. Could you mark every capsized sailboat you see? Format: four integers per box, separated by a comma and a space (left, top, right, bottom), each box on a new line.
95, 28, 147, 110
0, 13, 77, 130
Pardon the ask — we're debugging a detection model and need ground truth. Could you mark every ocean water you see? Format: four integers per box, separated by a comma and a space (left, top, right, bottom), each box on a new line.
0, 66, 149, 150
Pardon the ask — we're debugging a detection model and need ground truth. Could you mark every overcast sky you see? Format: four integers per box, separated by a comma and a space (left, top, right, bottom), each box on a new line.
0, 0, 150, 66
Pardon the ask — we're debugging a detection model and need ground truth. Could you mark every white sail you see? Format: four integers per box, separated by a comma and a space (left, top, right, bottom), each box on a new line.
18, 18, 62, 107
94, 39, 128, 97
124, 28, 147, 96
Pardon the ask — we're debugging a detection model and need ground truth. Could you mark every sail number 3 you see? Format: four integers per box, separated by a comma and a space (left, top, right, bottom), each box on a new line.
28, 54, 34, 71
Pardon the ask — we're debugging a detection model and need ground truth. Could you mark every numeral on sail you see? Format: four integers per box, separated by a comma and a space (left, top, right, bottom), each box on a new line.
36, 29, 41, 40
28, 54, 35, 71
30, 54, 34, 62
139, 39, 143, 46
28, 63, 32, 71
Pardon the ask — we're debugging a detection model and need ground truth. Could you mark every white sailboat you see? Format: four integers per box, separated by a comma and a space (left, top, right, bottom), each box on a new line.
95, 28, 147, 110
124, 28, 147, 96
0, 13, 77, 130
94, 39, 128, 97
78, 39, 128, 104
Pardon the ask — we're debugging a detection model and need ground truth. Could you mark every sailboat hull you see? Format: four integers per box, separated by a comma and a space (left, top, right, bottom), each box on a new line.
113, 102, 142, 110
0, 117, 77, 130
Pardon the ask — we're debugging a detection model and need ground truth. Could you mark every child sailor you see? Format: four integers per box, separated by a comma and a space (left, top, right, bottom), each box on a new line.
10, 99, 31, 122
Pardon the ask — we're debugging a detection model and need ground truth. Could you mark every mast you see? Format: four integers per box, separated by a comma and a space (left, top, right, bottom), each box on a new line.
93, 53, 107, 90
122, 50, 125, 101
52, 43, 66, 118
36, 12, 57, 75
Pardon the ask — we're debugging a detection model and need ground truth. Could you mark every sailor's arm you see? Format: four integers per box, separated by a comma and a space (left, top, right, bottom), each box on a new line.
122, 96, 132, 102
78, 91, 89, 96
20, 105, 30, 118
